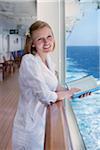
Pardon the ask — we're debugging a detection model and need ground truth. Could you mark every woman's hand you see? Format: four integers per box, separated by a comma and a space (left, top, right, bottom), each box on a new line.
56, 88, 80, 101
65, 88, 80, 100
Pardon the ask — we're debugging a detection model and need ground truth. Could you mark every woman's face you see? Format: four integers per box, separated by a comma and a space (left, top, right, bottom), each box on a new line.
31, 27, 55, 55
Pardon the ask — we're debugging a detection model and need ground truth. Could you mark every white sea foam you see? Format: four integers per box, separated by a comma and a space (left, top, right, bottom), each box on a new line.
66, 59, 100, 150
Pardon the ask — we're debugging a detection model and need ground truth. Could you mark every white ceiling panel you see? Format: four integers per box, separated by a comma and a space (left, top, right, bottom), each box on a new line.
0, 0, 37, 34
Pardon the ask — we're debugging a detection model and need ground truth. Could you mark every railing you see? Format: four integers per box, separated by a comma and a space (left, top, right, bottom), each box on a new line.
44, 100, 86, 150
44, 100, 73, 150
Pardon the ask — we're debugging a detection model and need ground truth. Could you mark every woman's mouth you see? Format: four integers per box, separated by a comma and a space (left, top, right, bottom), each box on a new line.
44, 45, 51, 49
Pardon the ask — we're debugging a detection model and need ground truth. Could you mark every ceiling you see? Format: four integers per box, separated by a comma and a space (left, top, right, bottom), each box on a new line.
0, 0, 99, 35
0, 0, 37, 34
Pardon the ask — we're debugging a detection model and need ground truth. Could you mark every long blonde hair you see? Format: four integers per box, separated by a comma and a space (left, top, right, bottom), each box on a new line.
24, 20, 55, 55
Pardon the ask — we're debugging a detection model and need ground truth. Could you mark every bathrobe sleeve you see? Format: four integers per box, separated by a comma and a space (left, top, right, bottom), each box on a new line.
19, 55, 58, 105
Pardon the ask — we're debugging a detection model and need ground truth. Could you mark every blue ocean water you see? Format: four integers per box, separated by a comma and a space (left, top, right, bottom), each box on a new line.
66, 46, 99, 80
66, 46, 100, 150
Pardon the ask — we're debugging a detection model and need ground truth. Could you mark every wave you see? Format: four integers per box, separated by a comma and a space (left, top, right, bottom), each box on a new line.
66, 57, 100, 150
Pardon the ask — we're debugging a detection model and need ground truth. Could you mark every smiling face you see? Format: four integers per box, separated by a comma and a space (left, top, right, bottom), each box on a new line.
31, 26, 55, 56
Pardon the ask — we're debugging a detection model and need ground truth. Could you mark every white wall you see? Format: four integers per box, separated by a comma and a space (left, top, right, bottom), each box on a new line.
21, 36, 25, 50
0, 15, 20, 54
0, 34, 3, 54
9, 34, 21, 52
0, 33, 22, 54
37, 0, 65, 83
0, 31, 9, 54
2, 33, 8, 53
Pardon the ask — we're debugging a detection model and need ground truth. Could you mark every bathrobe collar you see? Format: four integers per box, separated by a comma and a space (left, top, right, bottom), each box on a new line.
36, 54, 55, 73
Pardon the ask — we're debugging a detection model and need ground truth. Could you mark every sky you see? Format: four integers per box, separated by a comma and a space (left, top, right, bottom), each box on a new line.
67, 7, 100, 46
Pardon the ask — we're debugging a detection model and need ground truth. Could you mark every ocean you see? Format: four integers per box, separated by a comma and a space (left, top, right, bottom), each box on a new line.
66, 46, 100, 150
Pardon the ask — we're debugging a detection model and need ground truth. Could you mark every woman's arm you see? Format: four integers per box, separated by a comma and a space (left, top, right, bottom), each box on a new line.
56, 84, 68, 92
56, 88, 80, 101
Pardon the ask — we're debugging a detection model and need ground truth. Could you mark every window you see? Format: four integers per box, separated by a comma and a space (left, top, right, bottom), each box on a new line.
65, 1, 100, 149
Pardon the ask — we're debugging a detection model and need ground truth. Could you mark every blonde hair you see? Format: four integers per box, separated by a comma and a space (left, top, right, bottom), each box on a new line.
24, 20, 55, 55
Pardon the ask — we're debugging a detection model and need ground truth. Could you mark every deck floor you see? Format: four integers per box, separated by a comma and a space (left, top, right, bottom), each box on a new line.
0, 71, 19, 150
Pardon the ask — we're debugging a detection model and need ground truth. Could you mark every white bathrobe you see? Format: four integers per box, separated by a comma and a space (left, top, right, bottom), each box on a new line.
12, 54, 58, 150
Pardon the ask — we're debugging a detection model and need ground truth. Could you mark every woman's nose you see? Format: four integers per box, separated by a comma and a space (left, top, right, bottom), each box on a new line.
43, 38, 49, 43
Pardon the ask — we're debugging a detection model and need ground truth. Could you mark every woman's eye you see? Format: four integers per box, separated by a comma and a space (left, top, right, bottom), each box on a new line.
48, 35, 52, 38
37, 38, 42, 41
47, 35, 53, 40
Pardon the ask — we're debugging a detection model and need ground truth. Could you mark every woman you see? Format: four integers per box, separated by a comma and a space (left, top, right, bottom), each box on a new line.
12, 20, 80, 150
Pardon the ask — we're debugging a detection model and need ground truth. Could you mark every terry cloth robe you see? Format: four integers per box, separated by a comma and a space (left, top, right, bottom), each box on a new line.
12, 54, 58, 150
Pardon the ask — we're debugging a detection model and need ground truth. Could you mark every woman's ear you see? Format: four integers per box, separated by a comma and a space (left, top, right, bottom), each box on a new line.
32, 44, 35, 48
